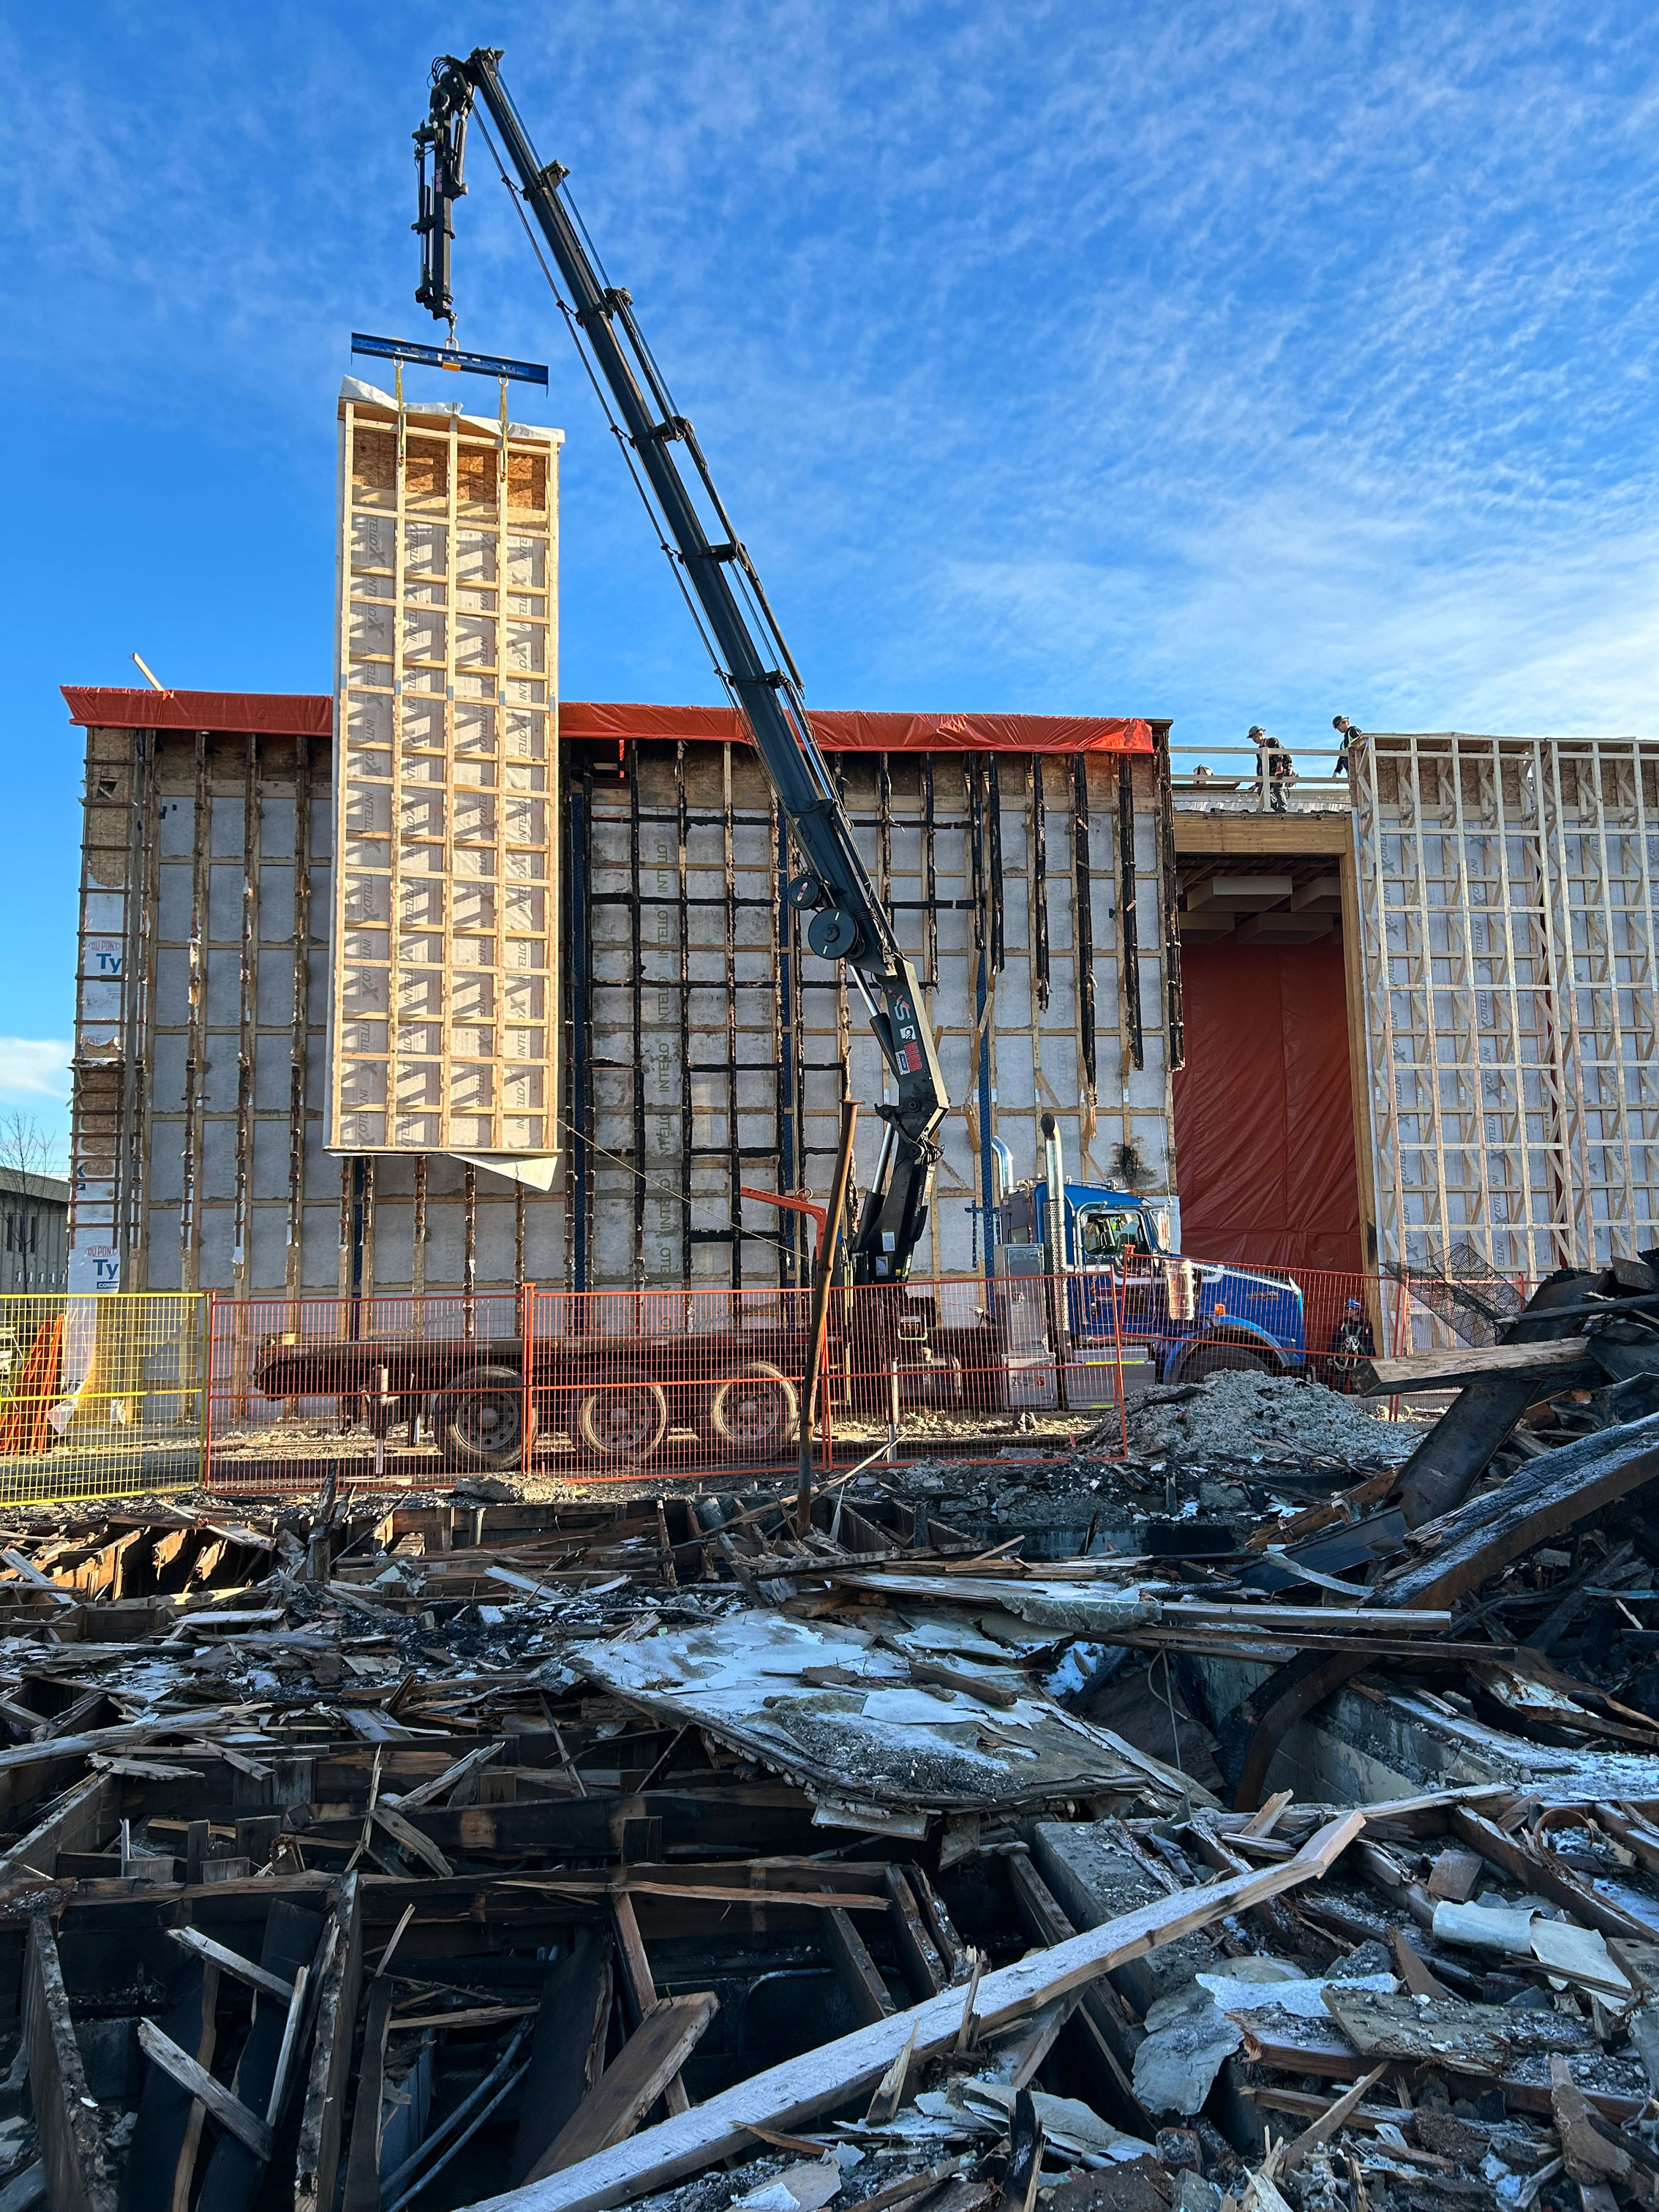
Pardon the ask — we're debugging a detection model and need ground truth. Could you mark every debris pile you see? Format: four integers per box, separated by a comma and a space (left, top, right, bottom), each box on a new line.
0, 1268, 1655, 2212
1122, 1373, 1421, 1478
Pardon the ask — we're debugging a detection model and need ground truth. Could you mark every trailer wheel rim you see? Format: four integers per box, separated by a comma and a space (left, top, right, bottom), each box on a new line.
579, 1377, 669, 1462
453, 1392, 521, 1450
706, 1363, 798, 1459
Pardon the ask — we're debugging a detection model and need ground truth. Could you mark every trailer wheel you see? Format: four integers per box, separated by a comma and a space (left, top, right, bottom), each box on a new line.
577, 1371, 669, 1467
1177, 1342, 1270, 1383
704, 1363, 798, 1461
431, 1364, 535, 1472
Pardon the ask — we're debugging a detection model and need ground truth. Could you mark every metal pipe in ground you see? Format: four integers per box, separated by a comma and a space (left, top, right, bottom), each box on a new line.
796, 1100, 859, 1536
1041, 1111, 1071, 1410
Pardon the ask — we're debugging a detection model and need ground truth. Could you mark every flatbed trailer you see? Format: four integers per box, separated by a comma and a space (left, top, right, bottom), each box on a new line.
250, 1290, 1040, 1474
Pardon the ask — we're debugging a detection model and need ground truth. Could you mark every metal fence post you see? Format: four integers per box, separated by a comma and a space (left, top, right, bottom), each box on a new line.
202, 1291, 216, 1493
796, 1101, 859, 1535
1109, 1270, 1128, 1460
521, 1282, 536, 1475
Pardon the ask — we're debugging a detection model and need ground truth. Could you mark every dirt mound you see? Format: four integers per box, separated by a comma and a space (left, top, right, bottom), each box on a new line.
1125, 1369, 1418, 1471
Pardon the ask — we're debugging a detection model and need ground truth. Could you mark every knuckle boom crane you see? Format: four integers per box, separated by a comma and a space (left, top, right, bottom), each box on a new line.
414, 48, 947, 1284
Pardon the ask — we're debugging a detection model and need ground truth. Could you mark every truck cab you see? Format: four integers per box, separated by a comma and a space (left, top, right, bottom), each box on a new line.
998, 1179, 1306, 1383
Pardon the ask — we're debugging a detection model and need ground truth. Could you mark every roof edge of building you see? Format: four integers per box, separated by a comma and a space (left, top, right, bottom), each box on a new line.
61, 688, 1160, 756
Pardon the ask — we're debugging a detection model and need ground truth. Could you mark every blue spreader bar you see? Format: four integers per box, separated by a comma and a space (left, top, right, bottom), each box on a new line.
351, 333, 549, 386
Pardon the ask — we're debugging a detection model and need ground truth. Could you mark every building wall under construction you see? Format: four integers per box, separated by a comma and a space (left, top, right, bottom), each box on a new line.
1353, 730, 1659, 1276
65, 701, 1182, 1298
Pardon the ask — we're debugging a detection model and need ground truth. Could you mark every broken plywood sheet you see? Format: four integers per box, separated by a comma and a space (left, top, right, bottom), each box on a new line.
577, 1613, 1181, 1824
1320, 1987, 1599, 2077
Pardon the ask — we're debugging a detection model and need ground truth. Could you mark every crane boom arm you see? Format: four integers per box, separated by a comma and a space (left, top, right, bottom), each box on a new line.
413, 48, 947, 1282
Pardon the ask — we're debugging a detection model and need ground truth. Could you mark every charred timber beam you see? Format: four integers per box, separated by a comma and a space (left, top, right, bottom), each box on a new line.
24, 1908, 118, 2212
1390, 1271, 1592, 1529
466, 1812, 1364, 2212
1228, 1410, 1659, 1809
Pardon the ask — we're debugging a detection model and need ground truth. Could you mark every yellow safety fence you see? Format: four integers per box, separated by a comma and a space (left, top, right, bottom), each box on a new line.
0, 1294, 205, 1505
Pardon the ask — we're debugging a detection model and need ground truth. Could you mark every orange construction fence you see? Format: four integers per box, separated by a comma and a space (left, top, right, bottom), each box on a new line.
200, 1257, 1525, 1494
202, 1276, 1134, 1493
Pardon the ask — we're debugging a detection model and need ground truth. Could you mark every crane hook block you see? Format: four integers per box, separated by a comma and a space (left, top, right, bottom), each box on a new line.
808, 908, 862, 959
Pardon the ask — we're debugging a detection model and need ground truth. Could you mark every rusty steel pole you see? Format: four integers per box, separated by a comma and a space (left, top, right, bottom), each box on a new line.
796, 1101, 859, 1535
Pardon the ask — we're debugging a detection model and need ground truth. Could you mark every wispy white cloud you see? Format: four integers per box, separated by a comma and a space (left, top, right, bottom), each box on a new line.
0, 1042, 72, 1105
12, 0, 1659, 770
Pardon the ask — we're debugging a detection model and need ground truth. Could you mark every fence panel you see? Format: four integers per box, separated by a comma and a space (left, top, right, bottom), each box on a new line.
0, 1263, 1514, 1506
0, 1293, 204, 1504
202, 1273, 1133, 1494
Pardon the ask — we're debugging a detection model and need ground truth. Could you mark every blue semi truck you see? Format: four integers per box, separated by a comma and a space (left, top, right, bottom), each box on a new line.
975, 1117, 1308, 1412
1004, 1175, 1307, 1386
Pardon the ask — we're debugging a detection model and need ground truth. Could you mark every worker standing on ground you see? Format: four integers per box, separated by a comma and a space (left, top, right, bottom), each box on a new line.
1325, 1296, 1375, 1392
1250, 726, 1293, 813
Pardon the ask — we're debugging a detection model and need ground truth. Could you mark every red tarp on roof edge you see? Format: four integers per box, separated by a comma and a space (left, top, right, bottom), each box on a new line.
61, 688, 334, 738
559, 701, 1155, 755
62, 688, 1154, 756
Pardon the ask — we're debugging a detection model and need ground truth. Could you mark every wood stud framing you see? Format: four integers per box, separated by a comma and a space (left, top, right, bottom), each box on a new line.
68, 726, 150, 1292
568, 741, 1176, 1292
69, 720, 333, 1295
331, 390, 563, 1159
1353, 732, 1659, 1276
69, 718, 1178, 1299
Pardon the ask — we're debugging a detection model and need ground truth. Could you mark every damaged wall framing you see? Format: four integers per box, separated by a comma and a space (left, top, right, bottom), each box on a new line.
60, 692, 1180, 1298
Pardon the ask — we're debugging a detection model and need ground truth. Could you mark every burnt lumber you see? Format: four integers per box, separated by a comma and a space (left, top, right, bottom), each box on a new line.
293, 1875, 361, 2212
524, 1993, 721, 2181
1227, 1407, 1659, 1807
1364, 1338, 1595, 1394
23, 1908, 117, 2212
509, 1933, 613, 2186
339, 1976, 394, 2212
1388, 1269, 1595, 1527
464, 1812, 1363, 2212
134, 2023, 274, 2163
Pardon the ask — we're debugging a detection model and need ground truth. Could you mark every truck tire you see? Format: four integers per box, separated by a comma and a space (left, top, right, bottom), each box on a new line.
704, 1362, 797, 1462
1178, 1342, 1270, 1383
430, 1365, 535, 1472
577, 1370, 669, 1467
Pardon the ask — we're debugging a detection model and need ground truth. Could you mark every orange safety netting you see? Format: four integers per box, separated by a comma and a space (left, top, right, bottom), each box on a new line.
0, 1317, 65, 1456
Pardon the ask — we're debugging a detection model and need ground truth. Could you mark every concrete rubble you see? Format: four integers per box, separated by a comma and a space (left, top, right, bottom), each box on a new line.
0, 1312, 1657, 2212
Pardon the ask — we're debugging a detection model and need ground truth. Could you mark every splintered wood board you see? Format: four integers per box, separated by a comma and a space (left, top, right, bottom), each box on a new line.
331, 385, 563, 1160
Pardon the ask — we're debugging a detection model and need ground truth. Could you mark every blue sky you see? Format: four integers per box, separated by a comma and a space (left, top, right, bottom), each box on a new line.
9, 1, 1659, 1155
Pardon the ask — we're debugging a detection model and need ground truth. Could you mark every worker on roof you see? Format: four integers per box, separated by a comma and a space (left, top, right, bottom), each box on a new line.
1250, 726, 1293, 814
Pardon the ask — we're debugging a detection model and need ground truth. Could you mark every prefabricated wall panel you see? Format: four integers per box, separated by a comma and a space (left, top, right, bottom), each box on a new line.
331, 385, 563, 1161
67, 718, 1178, 1296
1353, 731, 1659, 1276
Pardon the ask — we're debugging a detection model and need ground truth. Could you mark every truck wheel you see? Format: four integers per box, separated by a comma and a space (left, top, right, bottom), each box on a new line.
1179, 1343, 1269, 1382
430, 1365, 535, 1472
577, 1371, 669, 1467
704, 1363, 798, 1461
